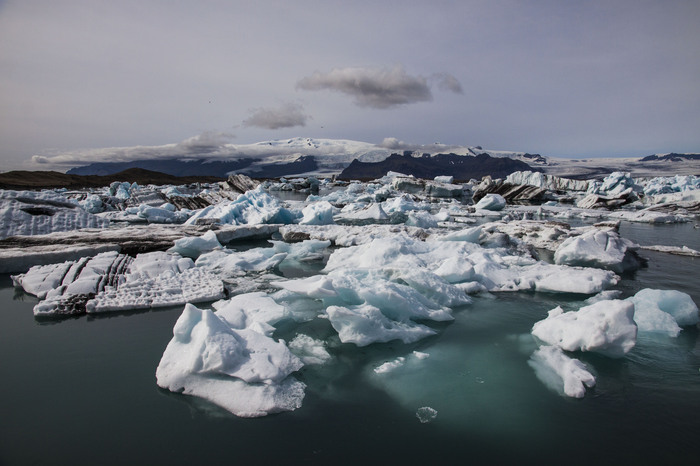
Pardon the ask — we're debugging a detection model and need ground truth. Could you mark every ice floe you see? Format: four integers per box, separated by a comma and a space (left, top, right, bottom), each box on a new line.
553, 227, 643, 273
0, 189, 109, 240
531, 300, 637, 358
155, 303, 305, 417
626, 288, 699, 337
185, 186, 298, 226
528, 345, 596, 398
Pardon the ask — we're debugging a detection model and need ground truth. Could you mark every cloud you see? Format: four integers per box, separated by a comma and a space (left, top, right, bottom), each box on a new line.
297, 65, 439, 109
377, 137, 467, 154
175, 131, 236, 154
432, 73, 463, 94
242, 102, 309, 129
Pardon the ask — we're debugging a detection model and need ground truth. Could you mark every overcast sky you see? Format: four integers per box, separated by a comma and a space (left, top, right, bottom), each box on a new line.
1, 0, 699, 171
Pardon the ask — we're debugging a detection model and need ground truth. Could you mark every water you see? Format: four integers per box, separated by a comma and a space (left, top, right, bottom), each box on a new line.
0, 222, 698, 465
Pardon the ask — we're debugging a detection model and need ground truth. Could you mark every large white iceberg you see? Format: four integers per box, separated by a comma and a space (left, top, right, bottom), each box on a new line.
155, 303, 305, 417
626, 288, 699, 337
474, 193, 506, 211
553, 228, 642, 273
185, 186, 297, 226
531, 300, 637, 358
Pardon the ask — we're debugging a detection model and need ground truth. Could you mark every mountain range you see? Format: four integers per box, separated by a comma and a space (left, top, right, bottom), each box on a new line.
37, 137, 700, 181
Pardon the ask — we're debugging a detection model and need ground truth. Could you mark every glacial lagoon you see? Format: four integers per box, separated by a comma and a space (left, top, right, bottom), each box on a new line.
1, 221, 698, 465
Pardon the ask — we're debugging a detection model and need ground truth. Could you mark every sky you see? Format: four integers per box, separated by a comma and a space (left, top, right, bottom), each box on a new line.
1, 0, 699, 171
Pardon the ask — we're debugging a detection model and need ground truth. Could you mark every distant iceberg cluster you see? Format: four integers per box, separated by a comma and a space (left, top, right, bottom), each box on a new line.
5, 169, 700, 416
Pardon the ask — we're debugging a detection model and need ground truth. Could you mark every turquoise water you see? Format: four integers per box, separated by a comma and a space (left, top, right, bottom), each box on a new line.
0, 221, 698, 465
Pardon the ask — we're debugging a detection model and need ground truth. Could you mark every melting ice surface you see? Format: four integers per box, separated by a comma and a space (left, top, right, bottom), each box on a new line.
4, 171, 700, 429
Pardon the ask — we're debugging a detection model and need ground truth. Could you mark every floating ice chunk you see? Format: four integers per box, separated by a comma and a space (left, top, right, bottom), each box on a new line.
12, 260, 77, 299
405, 211, 439, 228
434, 175, 454, 184
195, 248, 287, 276
474, 194, 506, 211
554, 228, 641, 273
185, 186, 296, 226
506, 171, 589, 191
381, 194, 425, 214
531, 300, 637, 358
433, 226, 482, 243
0, 189, 109, 239
20, 251, 132, 316
126, 251, 194, 279
272, 275, 338, 299
626, 288, 699, 337
168, 230, 222, 259
387, 267, 471, 308
270, 239, 331, 263
528, 346, 596, 398
323, 235, 428, 272
212, 292, 288, 331
415, 407, 438, 423
326, 304, 436, 346
137, 204, 191, 224
433, 256, 476, 283
156, 304, 305, 417
334, 202, 389, 224
374, 357, 406, 374
328, 269, 454, 322
300, 201, 336, 225
288, 334, 331, 365
88, 266, 224, 313
80, 194, 104, 213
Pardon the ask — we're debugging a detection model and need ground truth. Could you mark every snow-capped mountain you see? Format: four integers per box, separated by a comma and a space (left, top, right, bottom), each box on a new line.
64, 136, 700, 180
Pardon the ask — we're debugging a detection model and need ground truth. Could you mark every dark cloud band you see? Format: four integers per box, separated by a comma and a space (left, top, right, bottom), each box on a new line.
297, 66, 461, 109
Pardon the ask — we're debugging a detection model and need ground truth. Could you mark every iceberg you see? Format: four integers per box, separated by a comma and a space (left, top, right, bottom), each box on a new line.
528, 345, 596, 398
553, 227, 642, 273
155, 303, 305, 417
474, 193, 506, 211
326, 304, 437, 346
0, 189, 109, 240
626, 288, 699, 337
185, 186, 297, 226
13, 250, 225, 316
288, 334, 331, 365
531, 300, 637, 358
167, 230, 222, 259
299, 201, 337, 225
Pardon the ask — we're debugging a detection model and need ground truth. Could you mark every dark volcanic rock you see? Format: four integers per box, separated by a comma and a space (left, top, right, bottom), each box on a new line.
339, 152, 538, 182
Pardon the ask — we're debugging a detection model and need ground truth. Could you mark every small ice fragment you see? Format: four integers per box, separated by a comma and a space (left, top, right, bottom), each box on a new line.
413, 351, 430, 360
416, 406, 438, 423
374, 357, 406, 374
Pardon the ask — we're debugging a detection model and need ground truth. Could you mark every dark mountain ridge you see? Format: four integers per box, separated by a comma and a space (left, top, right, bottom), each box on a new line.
338, 152, 540, 181
639, 153, 700, 162
0, 168, 225, 190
